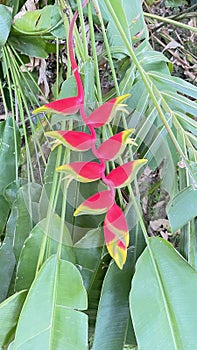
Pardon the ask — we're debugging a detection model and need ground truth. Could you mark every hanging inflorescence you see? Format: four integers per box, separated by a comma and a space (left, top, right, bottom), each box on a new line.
33, 0, 147, 269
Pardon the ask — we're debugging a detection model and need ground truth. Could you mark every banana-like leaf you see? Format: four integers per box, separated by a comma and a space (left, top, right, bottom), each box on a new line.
130, 237, 197, 349
0, 118, 21, 234
167, 186, 197, 232
0, 291, 27, 347
92, 249, 136, 350
13, 256, 88, 349
13, 5, 61, 35
15, 214, 75, 291
0, 5, 12, 49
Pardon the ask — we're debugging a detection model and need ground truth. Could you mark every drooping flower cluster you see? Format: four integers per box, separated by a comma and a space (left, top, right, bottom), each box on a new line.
33, 0, 147, 269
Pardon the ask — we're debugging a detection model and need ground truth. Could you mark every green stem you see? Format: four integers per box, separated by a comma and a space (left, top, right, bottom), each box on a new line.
36, 146, 62, 271
144, 11, 197, 33
87, 2, 102, 102
76, 0, 89, 60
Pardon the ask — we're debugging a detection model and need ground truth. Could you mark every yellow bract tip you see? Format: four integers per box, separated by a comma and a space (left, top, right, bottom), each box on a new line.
32, 105, 49, 114
115, 94, 130, 105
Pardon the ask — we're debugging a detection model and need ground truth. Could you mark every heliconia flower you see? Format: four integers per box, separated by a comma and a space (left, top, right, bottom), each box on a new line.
104, 204, 129, 269
56, 161, 102, 183
85, 94, 130, 128
32, 96, 82, 115
45, 130, 93, 152
74, 190, 114, 216
106, 159, 147, 188
97, 128, 135, 161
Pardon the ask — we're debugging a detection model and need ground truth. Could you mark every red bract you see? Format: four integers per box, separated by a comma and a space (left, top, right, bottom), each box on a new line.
74, 190, 114, 216
46, 130, 92, 151
106, 159, 147, 188
104, 204, 129, 269
56, 161, 103, 183
85, 94, 130, 128
97, 128, 134, 161
33, 96, 82, 115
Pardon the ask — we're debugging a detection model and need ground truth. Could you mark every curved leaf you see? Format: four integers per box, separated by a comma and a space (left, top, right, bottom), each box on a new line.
92, 249, 136, 350
57, 161, 103, 183
15, 214, 75, 291
13, 256, 88, 350
0, 291, 27, 347
130, 237, 197, 350
106, 159, 147, 188
0, 5, 12, 49
74, 190, 114, 216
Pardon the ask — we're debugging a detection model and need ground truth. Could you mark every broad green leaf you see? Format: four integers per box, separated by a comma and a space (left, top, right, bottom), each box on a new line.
15, 214, 75, 291
0, 118, 20, 195
13, 256, 88, 350
0, 291, 27, 347
13, 184, 41, 262
123, 0, 148, 43
13, 5, 61, 35
92, 249, 136, 350
0, 217, 16, 302
74, 227, 104, 289
8, 35, 48, 58
39, 147, 64, 219
167, 186, 197, 232
130, 237, 197, 350
0, 5, 12, 49
100, 0, 131, 59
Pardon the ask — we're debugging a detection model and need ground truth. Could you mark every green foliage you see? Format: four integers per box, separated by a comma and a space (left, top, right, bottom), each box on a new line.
13, 256, 88, 349
0, 5, 12, 50
130, 238, 197, 349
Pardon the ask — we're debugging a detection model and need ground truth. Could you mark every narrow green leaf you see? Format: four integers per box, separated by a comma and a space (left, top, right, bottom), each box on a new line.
167, 186, 197, 232
13, 256, 88, 349
0, 291, 27, 347
130, 237, 197, 350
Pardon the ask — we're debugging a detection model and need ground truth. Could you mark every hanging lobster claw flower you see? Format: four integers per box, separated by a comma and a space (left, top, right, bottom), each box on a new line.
97, 128, 135, 161
104, 204, 129, 269
106, 159, 147, 188
85, 94, 130, 128
45, 130, 93, 152
56, 161, 103, 183
74, 190, 114, 216
32, 96, 82, 115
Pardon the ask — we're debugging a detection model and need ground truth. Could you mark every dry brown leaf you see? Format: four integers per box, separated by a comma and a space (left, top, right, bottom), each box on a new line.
14, 0, 39, 20
38, 59, 50, 98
